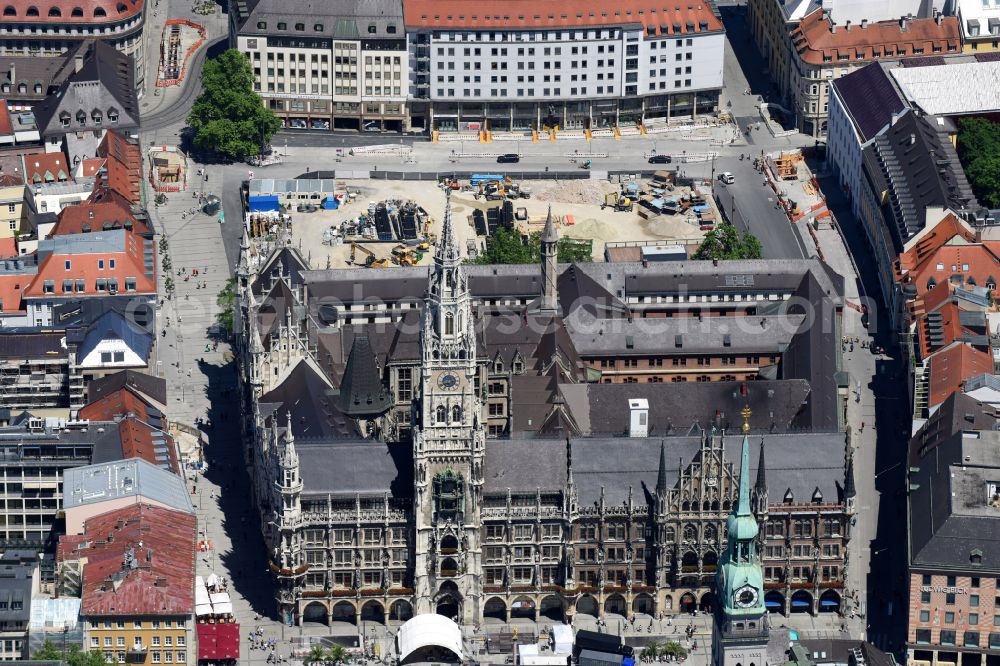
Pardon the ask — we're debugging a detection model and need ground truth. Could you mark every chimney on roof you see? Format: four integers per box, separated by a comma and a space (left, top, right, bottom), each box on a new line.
831, 21, 837, 33
900, 16, 909, 32
74, 53, 84, 73
935, 13, 942, 26
910, 133, 916, 146
861, 19, 868, 29
845, 20, 851, 31
8, 63, 13, 86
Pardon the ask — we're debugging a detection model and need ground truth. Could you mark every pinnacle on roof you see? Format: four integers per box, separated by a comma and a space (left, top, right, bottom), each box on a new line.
656, 440, 668, 495
736, 434, 752, 518
337, 334, 392, 418
542, 205, 558, 244
436, 189, 460, 266
755, 438, 766, 493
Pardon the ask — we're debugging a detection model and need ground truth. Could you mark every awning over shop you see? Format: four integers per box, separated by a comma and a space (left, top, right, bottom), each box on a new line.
197, 623, 240, 661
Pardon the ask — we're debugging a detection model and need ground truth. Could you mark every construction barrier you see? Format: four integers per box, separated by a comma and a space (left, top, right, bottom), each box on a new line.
156, 19, 206, 87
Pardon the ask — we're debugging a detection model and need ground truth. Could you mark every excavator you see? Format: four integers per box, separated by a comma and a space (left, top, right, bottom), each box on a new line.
350, 242, 390, 268
601, 192, 633, 212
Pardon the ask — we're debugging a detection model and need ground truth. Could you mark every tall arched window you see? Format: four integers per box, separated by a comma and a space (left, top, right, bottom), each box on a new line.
444, 313, 454, 336
452, 405, 462, 423
435, 406, 446, 424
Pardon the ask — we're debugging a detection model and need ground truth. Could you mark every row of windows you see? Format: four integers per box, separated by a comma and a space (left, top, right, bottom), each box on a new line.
302, 527, 408, 545
91, 636, 185, 648
1, 3, 130, 18
256, 20, 396, 34
914, 629, 988, 647
436, 86, 616, 98
94, 620, 184, 629
41, 277, 137, 293
599, 355, 765, 368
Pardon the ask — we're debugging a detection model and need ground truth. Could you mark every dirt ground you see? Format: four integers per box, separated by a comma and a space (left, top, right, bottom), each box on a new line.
288, 178, 709, 269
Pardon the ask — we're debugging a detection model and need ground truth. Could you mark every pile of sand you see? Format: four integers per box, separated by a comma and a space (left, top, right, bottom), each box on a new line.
529, 179, 616, 206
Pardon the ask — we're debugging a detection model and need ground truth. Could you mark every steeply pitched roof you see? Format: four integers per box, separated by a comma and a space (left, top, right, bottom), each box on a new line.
259, 358, 360, 439
831, 63, 907, 143
95, 130, 141, 203
336, 334, 391, 417
72, 308, 152, 364
86, 370, 165, 406
928, 342, 994, 409
33, 41, 138, 137
61, 504, 196, 617
50, 199, 147, 237
23, 152, 70, 184
297, 439, 412, 497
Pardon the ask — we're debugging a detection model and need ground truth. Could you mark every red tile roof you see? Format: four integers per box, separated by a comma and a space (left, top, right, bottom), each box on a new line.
24, 229, 155, 299
49, 200, 147, 237
80, 158, 106, 178
0, 101, 13, 136
0, 0, 143, 24
60, 504, 196, 617
403, 0, 724, 34
97, 130, 141, 203
897, 214, 977, 281
928, 343, 994, 408
791, 9, 960, 66
24, 152, 71, 184
79, 387, 180, 474
0, 271, 26, 313
0, 236, 15, 257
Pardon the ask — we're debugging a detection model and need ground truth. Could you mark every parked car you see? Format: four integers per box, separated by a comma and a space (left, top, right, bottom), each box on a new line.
718, 171, 735, 184
363, 122, 382, 132
288, 118, 307, 129
497, 153, 520, 163
648, 154, 672, 164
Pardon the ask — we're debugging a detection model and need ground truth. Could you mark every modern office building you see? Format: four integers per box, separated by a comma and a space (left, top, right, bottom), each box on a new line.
403, 0, 724, 133
229, 0, 409, 131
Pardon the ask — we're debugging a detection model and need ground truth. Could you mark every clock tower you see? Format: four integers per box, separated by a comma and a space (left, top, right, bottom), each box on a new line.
412, 190, 486, 623
713, 413, 770, 666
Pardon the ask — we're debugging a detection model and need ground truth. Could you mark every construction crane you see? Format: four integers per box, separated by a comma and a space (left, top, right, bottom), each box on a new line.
350, 242, 390, 268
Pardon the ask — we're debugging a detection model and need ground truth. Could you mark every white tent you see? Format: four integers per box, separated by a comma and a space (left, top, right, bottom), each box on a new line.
195, 577, 210, 607
551, 625, 573, 655
396, 614, 464, 664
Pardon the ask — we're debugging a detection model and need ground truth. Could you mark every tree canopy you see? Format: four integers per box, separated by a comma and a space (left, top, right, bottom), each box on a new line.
470, 227, 593, 264
187, 49, 281, 161
957, 117, 1000, 209
692, 222, 763, 261
33, 640, 110, 666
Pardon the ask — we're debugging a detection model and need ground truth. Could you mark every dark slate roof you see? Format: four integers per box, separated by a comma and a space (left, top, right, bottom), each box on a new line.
52, 295, 154, 336
298, 439, 412, 497
558, 379, 814, 437
337, 335, 392, 417
251, 246, 306, 297
0, 332, 66, 359
236, 0, 404, 40
71, 308, 152, 363
831, 63, 907, 143
86, 369, 167, 406
862, 112, 978, 251
563, 432, 846, 506
33, 41, 138, 137
0, 550, 34, 624
259, 359, 360, 439
483, 437, 568, 493
909, 392, 1000, 571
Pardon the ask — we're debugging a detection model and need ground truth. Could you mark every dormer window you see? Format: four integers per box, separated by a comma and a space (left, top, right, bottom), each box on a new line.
256, 21, 266, 29
294, 22, 304, 30
60, 113, 70, 128
33, 83, 41, 94
76, 111, 86, 127
108, 110, 118, 123
276, 22, 286, 30
783, 489, 794, 504
971, 549, 983, 565
16, 83, 24, 94
92, 111, 102, 125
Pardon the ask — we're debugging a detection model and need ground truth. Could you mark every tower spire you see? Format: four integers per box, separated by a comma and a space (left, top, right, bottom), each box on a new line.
437, 189, 460, 266
755, 438, 766, 494
736, 433, 752, 517
656, 440, 668, 495
539, 205, 559, 314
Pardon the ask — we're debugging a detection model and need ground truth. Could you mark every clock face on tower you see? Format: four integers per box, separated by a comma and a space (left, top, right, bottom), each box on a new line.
437, 373, 459, 390
735, 585, 759, 609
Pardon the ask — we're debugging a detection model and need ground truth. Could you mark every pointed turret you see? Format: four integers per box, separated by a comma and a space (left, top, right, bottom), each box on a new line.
656, 441, 668, 496
539, 205, 559, 314
436, 188, 461, 267
735, 434, 753, 518
755, 438, 766, 494
337, 335, 392, 418
280, 410, 298, 469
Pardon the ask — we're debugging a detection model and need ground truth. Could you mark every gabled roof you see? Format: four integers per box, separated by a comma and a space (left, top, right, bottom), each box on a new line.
336, 334, 391, 418
86, 369, 166, 406
259, 358, 360, 439
23, 152, 70, 184
95, 130, 141, 203
60, 504, 195, 617
831, 63, 907, 143
50, 199, 147, 237
928, 343, 995, 409
80, 381, 178, 473
72, 308, 152, 364
33, 41, 138, 137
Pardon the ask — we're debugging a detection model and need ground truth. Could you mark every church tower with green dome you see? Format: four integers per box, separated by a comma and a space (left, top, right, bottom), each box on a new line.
712, 409, 770, 666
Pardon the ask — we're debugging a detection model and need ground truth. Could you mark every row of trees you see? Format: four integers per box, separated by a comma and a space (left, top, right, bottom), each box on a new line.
956, 117, 1000, 209
470, 227, 593, 264
639, 641, 689, 659
304, 644, 349, 665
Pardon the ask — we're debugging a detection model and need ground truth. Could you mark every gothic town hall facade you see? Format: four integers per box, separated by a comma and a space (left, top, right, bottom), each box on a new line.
234, 194, 856, 627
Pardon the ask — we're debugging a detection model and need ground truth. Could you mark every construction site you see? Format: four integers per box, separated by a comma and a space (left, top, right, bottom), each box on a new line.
278, 175, 718, 270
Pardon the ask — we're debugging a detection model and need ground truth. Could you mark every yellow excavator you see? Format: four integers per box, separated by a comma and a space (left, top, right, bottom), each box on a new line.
350, 242, 390, 268
601, 192, 633, 212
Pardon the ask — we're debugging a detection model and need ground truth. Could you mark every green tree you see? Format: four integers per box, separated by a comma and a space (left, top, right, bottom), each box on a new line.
663, 642, 688, 659
325, 644, 347, 664
187, 49, 281, 161
32, 641, 109, 666
640, 642, 663, 659
216, 278, 236, 333
957, 117, 1000, 209
470, 227, 594, 264
692, 222, 763, 261
304, 645, 327, 666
